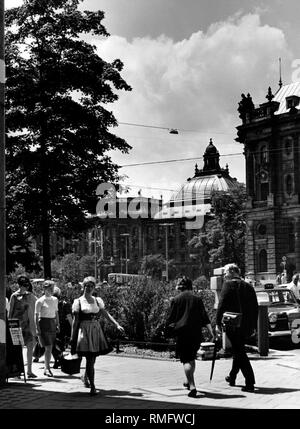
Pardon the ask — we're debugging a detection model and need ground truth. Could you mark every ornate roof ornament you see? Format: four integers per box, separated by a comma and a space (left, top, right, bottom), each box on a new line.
266, 86, 274, 102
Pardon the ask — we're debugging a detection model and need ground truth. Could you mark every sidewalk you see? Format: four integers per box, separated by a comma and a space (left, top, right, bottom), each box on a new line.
0, 347, 300, 409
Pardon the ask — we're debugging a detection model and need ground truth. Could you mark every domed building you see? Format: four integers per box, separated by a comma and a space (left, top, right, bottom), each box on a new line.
47, 139, 240, 280
155, 138, 239, 230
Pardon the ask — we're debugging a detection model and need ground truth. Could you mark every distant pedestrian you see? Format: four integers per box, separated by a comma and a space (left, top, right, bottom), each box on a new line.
51, 285, 73, 368
286, 273, 300, 302
216, 263, 258, 392
165, 276, 214, 398
70, 276, 124, 396
9, 275, 37, 378
35, 280, 60, 377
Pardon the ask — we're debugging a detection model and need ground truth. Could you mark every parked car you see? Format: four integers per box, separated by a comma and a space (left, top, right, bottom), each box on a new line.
255, 284, 300, 340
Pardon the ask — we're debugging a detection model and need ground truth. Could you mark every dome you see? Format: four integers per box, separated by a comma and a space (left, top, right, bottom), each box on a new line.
154, 139, 240, 225
169, 174, 238, 205
204, 138, 219, 155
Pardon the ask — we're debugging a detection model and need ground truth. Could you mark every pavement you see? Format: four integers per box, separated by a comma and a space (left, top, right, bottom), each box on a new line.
0, 346, 300, 411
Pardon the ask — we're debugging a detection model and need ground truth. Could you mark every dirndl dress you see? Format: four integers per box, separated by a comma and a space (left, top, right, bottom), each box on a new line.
73, 297, 110, 357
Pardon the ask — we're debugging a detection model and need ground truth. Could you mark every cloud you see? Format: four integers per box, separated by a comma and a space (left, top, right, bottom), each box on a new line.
91, 13, 293, 199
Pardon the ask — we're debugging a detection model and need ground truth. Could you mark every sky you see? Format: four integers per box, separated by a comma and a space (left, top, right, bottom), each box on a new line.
5, 0, 300, 201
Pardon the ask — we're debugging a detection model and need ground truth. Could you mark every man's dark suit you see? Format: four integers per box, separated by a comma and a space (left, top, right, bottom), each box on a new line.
216, 278, 258, 386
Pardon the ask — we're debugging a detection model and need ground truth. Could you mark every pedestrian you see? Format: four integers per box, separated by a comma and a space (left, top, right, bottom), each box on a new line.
216, 263, 258, 392
51, 285, 73, 368
35, 280, 60, 377
70, 276, 124, 396
286, 273, 300, 302
9, 275, 38, 378
165, 276, 214, 398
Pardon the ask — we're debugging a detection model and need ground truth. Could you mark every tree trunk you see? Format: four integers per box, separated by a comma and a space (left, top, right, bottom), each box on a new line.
42, 205, 51, 279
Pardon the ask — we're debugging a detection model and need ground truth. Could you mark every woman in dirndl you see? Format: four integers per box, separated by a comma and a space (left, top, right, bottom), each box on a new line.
70, 276, 124, 396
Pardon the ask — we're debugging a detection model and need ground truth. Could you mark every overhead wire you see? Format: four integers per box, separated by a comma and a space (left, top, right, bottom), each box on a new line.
119, 146, 300, 168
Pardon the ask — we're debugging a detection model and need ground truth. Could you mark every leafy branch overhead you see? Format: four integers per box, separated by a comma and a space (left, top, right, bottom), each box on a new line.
5, 0, 132, 275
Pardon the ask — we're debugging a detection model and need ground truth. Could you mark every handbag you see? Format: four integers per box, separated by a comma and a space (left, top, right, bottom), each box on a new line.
33, 340, 45, 359
221, 280, 243, 330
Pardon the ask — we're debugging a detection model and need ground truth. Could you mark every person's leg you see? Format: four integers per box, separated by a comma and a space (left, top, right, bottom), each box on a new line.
183, 360, 196, 391
237, 338, 255, 387
44, 345, 53, 375
26, 338, 37, 377
86, 355, 97, 395
226, 331, 240, 383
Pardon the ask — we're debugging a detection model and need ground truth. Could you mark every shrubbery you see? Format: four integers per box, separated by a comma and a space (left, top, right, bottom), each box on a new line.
98, 277, 216, 344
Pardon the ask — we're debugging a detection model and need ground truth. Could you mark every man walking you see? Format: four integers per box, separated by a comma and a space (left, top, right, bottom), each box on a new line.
166, 276, 214, 398
216, 263, 258, 392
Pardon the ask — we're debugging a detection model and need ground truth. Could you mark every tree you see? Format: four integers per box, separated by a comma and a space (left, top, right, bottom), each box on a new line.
189, 183, 247, 274
5, 0, 132, 277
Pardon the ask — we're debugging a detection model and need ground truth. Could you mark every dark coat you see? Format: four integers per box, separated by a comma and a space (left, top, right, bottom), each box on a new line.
166, 290, 210, 336
216, 278, 258, 336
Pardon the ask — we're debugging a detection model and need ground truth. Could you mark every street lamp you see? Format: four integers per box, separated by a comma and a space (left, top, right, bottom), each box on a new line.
0, 0, 6, 386
94, 225, 103, 283
120, 233, 130, 274
159, 223, 174, 282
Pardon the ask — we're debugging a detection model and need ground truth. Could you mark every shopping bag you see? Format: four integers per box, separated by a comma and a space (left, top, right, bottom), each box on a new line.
60, 353, 82, 375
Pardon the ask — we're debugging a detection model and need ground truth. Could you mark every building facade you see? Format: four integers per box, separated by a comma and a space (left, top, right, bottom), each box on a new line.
236, 82, 300, 283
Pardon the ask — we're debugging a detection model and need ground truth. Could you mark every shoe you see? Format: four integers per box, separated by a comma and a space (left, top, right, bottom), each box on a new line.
81, 375, 90, 388
188, 389, 197, 398
90, 386, 97, 396
27, 372, 37, 379
241, 385, 255, 392
44, 369, 53, 377
183, 382, 190, 390
225, 376, 235, 386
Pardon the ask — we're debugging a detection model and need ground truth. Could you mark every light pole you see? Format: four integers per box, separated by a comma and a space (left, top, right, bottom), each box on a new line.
94, 225, 103, 283
0, 0, 6, 386
159, 223, 174, 282
120, 233, 130, 274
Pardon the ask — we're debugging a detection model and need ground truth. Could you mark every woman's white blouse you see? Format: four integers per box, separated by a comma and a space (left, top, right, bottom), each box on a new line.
35, 295, 58, 318
72, 296, 105, 314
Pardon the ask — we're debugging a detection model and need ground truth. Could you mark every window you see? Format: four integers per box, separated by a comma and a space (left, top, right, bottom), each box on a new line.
285, 139, 293, 156
288, 223, 295, 253
260, 146, 268, 164
286, 175, 293, 196
258, 249, 268, 272
257, 224, 267, 235
261, 182, 269, 201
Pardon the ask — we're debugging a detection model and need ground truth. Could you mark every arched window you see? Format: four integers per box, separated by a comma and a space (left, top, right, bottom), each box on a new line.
258, 249, 268, 272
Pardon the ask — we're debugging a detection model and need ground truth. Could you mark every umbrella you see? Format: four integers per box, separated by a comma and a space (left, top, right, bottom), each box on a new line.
209, 337, 219, 382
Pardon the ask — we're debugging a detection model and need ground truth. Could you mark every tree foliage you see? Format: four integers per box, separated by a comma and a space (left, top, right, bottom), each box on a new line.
189, 183, 247, 274
5, 0, 132, 276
